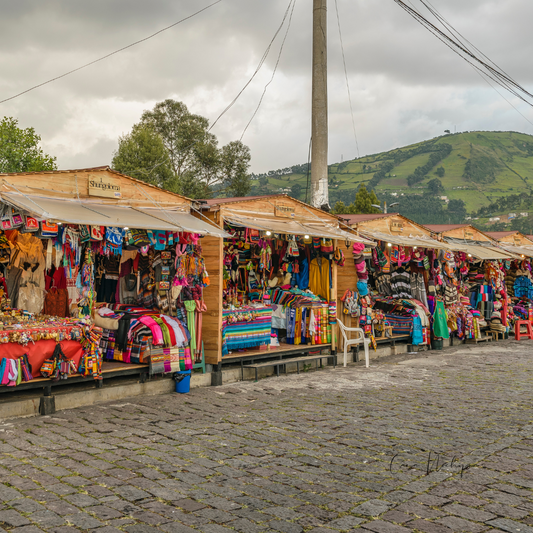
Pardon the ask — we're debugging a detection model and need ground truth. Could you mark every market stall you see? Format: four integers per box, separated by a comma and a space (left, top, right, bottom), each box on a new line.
340, 214, 522, 350
0, 167, 226, 391
425, 223, 524, 342
195, 195, 372, 369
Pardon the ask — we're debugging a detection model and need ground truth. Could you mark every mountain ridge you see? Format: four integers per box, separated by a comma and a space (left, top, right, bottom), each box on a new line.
251, 130, 533, 214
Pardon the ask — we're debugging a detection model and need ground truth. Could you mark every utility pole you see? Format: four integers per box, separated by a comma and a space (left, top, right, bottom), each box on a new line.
310, 0, 329, 209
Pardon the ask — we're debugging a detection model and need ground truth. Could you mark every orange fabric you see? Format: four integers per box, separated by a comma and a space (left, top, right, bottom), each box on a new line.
0, 340, 83, 378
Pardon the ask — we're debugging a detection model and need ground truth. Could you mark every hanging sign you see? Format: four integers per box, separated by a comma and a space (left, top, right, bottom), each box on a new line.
88, 175, 122, 199
391, 221, 404, 232
275, 205, 296, 218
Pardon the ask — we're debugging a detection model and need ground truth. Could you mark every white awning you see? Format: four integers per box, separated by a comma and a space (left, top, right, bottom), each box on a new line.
224, 212, 375, 244
359, 230, 451, 250
1, 192, 228, 237
496, 243, 533, 259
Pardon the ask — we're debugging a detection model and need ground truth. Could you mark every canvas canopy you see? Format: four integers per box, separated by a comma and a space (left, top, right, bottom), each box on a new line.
224, 212, 374, 244
1, 192, 228, 237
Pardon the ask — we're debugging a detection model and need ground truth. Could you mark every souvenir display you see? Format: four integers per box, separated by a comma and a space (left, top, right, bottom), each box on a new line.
221, 227, 338, 354
0, 214, 209, 387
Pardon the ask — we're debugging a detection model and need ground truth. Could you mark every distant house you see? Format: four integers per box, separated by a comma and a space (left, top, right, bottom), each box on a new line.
439, 196, 449, 203
489, 217, 501, 223
508, 213, 517, 220
520, 212, 529, 217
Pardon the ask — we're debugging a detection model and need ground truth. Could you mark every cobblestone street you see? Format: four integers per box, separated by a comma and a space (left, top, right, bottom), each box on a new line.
1, 341, 533, 533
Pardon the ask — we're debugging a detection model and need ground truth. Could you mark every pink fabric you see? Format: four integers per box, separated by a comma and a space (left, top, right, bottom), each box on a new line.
139, 316, 164, 346
353, 242, 365, 254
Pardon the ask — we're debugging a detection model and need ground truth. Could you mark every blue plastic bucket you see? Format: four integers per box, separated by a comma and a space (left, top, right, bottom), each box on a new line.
174, 370, 191, 394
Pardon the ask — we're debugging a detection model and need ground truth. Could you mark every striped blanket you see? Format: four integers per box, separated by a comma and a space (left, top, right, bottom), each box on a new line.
222, 307, 272, 355
384, 313, 414, 336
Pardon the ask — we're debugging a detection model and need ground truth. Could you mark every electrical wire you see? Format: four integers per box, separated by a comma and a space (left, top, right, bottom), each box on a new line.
209, 0, 295, 132
334, 0, 360, 159
0, 0, 222, 105
392, 0, 533, 108
414, 0, 533, 128
239, 0, 297, 141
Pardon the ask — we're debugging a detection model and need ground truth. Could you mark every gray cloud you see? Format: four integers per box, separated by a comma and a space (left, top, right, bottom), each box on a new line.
0, 0, 532, 175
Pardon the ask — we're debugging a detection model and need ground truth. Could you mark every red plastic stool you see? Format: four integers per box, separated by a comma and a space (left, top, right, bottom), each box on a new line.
514, 320, 533, 340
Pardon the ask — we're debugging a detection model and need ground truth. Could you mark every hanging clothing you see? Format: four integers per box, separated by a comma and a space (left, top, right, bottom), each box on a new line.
390, 268, 412, 298
309, 257, 330, 301
432, 300, 450, 339
294, 258, 309, 290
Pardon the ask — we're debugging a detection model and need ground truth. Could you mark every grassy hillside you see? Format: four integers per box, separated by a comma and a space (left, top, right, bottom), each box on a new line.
252, 131, 533, 214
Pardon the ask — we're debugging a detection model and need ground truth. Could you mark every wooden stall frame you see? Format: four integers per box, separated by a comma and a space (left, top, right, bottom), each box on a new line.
198, 195, 359, 365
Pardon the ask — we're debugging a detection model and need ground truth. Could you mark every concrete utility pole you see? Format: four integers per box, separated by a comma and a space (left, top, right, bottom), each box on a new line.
310, 0, 329, 209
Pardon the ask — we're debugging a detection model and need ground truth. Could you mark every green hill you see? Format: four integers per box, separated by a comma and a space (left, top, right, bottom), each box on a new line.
251, 131, 533, 215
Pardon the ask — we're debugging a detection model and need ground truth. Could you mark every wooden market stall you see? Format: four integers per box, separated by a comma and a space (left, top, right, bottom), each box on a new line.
486, 231, 533, 247
194, 195, 372, 373
340, 213, 442, 347
0, 167, 226, 404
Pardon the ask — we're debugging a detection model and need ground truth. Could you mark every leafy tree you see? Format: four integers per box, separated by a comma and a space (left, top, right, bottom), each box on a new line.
427, 178, 445, 195
113, 99, 252, 199
447, 199, 467, 222
0, 117, 56, 173
332, 186, 381, 214
259, 176, 269, 187
354, 185, 381, 214
219, 141, 251, 197
332, 201, 348, 214
435, 166, 445, 177
112, 123, 176, 190
290, 183, 303, 198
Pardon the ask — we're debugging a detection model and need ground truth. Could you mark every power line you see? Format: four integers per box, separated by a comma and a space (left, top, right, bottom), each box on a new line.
392, 0, 533, 108
0, 1, 222, 105
240, 0, 297, 141
209, 0, 295, 132
334, 0, 360, 159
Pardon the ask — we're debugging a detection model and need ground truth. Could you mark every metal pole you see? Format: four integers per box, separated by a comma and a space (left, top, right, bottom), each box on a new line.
310, 0, 329, 209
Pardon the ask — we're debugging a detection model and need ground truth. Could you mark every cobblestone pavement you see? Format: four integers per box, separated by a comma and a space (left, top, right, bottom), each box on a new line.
1, 341, 533, 533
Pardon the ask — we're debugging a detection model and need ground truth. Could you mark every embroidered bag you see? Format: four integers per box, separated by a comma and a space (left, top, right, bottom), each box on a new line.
320, 238, 334, 253
79, 225, 91, 243
41, 221, 59, 237
24, 216, 39, 232
90, 225, 104, 241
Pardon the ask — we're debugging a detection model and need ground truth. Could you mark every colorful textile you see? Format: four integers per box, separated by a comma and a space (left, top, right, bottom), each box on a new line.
384, 313, 413, 336
222, 306, 272, 355
432, 300, 450, 339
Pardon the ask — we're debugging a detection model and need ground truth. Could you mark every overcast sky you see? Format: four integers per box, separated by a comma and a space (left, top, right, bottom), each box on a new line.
1, 0, 532, 174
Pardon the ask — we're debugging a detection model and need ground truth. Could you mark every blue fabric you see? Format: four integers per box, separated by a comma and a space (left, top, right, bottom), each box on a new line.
412, 316, 423, 345
514, 276, 533, 299
357, 281, 368, 296
294, 259, 309, 290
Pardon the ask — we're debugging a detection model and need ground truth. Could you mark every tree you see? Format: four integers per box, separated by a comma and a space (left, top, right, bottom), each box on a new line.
0, 117, 56, 173
447, 199, 467, 222
435, 166, 445, 177
290, 183, 303, 198
112, 123, 176, 190
113, 99, 252, 199
332, 201, 348, 214
354, 185, 381, 214
219, 141, 251, 197
427, 178, 445, 195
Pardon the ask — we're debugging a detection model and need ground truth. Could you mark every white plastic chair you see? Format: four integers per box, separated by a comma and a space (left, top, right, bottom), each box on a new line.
336, 319, 370, 368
